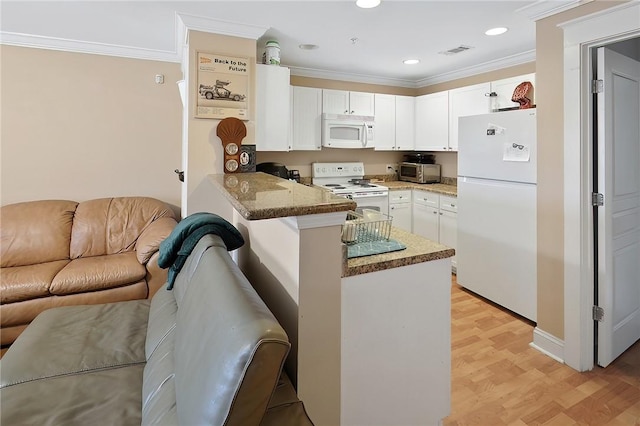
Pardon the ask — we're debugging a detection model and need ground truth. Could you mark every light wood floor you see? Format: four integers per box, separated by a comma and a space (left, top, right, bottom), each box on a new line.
447, 275, 640, 426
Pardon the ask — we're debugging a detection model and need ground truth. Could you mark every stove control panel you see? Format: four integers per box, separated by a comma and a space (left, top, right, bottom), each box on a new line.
312, 162, 365, 178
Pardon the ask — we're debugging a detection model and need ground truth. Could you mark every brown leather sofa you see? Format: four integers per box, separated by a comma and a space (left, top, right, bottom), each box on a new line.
0, 197, 177, 346
0, 233, 313, 425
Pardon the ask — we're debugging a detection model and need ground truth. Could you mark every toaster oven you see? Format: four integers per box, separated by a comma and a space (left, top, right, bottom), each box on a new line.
399, 162, 441, 183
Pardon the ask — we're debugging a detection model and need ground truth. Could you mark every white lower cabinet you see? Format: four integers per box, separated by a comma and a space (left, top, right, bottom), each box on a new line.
412, 191, 439, 242
438, 195, 457, 270
388, 190, 412, 232
412, 190, 457, 270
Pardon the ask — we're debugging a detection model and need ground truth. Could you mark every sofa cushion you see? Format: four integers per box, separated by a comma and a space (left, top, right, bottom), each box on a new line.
0, 260, 69, 303
0, 364, 144, 426
1, 300, 149, 388
1, 200, 77, 267
50, 252, 146, 295
69, 197, 175, 259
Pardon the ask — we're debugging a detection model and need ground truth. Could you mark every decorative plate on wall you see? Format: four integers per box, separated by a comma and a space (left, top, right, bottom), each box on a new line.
217, 117, 247, 174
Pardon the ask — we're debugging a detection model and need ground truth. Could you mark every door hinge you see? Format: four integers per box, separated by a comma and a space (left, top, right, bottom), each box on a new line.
593, 306, 604, 322
592, 79, 604, 94
592, 192, 604, 206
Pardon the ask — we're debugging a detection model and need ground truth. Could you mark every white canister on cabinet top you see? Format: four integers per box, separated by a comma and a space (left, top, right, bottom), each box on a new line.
263, 40, 280, 66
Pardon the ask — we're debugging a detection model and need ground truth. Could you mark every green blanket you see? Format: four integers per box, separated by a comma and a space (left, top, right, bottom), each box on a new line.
158, 212, 244, 289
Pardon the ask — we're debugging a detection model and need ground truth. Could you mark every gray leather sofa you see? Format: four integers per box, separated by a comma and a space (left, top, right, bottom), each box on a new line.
0, 234, 313, 425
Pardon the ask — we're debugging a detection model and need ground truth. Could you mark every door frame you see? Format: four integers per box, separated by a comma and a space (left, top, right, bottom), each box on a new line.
561, 2, 640, 372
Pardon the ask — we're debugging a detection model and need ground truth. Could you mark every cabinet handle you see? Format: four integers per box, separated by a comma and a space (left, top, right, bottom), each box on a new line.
433, 211, 438, 215
443, 147, 447, 150
350, 110, 355, 114
344, 110, 349, 114
439, 212, 443, 215
485, 92, 497, 97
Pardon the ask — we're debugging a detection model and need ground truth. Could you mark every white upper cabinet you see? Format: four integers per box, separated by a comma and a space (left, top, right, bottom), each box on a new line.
448, 82, 491, 151
255, 64, 291, 151
290, 86, 323, 151
415, 91, 449, 151
373, 94, 396, 151
323, 89, 375, 116
374, 94, 415, 151
395, 95, 415, 151
489, 73, 536, 111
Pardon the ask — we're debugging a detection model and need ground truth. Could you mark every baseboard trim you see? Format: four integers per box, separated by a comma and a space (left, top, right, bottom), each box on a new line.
530, 327, 565, 364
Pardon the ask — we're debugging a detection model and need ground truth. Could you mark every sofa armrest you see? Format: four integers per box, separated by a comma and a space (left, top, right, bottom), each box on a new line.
145, 251, 167, 299
135, 217, 177, 264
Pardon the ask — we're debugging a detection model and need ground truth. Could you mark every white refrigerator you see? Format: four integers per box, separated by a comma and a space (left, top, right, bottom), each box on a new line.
457, 109, 537, 321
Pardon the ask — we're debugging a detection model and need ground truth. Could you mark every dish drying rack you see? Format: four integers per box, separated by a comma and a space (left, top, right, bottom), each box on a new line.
341, 209, 392, 245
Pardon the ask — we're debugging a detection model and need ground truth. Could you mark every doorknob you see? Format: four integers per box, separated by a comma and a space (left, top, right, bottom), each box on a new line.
174, 169, 184, 182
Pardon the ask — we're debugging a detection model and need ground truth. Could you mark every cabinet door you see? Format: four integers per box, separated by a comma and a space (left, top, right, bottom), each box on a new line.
256, 65, 291, 151
490, 73, 536, 112
439, 209, 457, 269
448, 83, 491, 152
415, 91, 449, 151
412, 202, 439, 242
291, 86, 322, 151
349, 91, 375, 116
374, 94, 396, 150
390, 203, 412, 233
323, 89, 350, 114
395, 96, 415, 151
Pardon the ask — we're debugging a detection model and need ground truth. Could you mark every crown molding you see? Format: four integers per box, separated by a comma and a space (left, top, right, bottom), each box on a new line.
288, 65, 418, 88
415, 49, 536, 87
516, 0, 594, 21
176, 12, 269, 43
0, 13, 269, 64
0, 31, 180, 63
289, 49, 536, 89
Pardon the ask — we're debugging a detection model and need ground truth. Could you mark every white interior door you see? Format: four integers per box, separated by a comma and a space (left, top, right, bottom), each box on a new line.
596, 47, 640, 367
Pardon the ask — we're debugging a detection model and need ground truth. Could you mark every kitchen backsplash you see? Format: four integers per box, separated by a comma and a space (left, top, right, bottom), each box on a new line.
256, 150, 458, 180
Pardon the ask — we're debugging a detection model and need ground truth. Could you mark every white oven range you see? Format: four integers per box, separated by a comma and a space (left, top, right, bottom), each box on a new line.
312, 162, 389, 216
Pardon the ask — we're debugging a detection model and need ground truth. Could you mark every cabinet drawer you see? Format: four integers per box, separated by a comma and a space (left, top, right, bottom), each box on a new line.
412, 190, 439, 208
389, 190, 411, 204
440, 195, 458, 213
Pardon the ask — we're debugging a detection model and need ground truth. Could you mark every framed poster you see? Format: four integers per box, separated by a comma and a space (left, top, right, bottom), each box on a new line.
196, 52, 249, 120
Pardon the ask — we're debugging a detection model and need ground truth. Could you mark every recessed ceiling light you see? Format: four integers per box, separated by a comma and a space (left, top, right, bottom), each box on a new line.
356, 0, 381, 9
299, 44, 319, 50
485, 27, 508, 36
403, 59, 420, 65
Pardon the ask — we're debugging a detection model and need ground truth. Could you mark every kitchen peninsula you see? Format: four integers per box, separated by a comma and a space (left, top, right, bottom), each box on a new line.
208, 172, 453, 426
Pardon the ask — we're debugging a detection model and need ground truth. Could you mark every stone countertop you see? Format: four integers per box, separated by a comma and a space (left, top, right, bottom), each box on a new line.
383, 181, 458, 197
209, 172, 356, 220
343, 227, 454, 277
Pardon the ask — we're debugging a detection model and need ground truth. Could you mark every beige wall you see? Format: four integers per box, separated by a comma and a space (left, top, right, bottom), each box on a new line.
183, 31, 257, 215
535, 0, 628, 339
0, 45, 182, 211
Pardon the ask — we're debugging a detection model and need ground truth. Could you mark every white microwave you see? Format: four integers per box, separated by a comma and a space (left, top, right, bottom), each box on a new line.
321, 113, 375, 148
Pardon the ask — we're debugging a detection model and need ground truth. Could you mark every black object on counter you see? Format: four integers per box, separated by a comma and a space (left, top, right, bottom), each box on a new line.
403, 153, 435, 164
256, 162, 289, 179
288, 170, 301, 182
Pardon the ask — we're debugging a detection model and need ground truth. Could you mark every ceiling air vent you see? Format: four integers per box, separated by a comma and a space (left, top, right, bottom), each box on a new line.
439, 45, 474, 56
